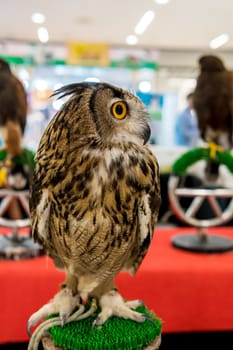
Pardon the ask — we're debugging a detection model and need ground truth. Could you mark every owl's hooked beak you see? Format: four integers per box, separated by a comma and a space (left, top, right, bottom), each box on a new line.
142, 124, 151, 145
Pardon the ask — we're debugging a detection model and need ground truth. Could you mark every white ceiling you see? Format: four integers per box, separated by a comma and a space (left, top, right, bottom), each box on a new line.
1, 0, 233, 51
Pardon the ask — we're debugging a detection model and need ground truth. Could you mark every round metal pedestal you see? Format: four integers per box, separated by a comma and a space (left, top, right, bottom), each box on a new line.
0, 234, 42, 260
0, 190, 42, 260
172, 233, 233, 253
168, 173, 233, 253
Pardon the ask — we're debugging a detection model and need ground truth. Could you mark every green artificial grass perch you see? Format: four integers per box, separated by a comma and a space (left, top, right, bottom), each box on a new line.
172, 147, 233, 176
0, 148, 35, 172
48, 305, 162, 350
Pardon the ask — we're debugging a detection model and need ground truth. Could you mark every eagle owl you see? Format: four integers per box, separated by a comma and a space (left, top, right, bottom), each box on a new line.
28, 82, 161, 332
193, 55, 233, 148
193, 55, 233, 180
0, 58, 27, 135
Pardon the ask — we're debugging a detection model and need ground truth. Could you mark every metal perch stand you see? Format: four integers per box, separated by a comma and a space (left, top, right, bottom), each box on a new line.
0, 189, 42, 259
168, 175, 233, 252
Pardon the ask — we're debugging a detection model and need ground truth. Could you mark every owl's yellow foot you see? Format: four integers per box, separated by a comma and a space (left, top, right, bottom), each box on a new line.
93, 290, 149, 326
27, 288, 80, 336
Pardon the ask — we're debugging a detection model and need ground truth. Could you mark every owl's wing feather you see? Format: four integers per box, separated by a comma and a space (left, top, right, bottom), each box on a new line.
122, 148, 161, 274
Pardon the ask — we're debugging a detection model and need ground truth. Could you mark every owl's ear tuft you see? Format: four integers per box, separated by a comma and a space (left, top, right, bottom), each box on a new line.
50, 82, 98, 100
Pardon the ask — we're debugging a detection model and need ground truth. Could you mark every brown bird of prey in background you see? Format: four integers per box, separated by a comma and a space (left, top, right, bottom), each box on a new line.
193, 54, 233, 149
0, 58, 27, 135
193, 55, 233, 180
27, 82, 161, 334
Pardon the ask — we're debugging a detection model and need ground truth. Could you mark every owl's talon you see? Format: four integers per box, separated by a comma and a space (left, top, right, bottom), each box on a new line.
60, 313, 67, 328
143, 313, 157, 326
96, 290, 150, 325
27, 321, 33, 337
27, 310, 46, 337
92, 316, 101, 328
27, 288, 80, 336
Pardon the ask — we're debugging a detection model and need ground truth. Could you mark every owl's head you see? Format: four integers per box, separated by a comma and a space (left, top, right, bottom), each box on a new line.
198, 55, 226, 72
52, 82, 151, 146
0, 58, 11, 74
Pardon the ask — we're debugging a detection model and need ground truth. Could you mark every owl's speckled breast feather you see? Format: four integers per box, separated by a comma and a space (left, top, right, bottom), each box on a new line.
33, 139, 160, 274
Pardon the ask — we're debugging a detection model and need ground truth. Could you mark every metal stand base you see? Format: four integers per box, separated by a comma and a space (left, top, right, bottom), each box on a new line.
0, 234, 43, 260
172, 233, 233, 253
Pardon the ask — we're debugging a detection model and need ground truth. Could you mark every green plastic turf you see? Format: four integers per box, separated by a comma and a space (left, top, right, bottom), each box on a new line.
49, 305, 162, 350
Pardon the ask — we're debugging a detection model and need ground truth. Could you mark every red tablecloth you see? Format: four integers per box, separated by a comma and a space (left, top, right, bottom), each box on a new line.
0, 226, 233, 343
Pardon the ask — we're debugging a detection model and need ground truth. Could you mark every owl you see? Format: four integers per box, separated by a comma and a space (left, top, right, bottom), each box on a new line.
193, 55, 233, 149
28, 82, 161, 333
193, 55, 233, 180
0, 58, 27, 135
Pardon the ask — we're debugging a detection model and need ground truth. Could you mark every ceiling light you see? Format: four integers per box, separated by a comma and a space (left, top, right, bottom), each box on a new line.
134, 10, 155, 35
210, 33, 229, 49
126, 35, 138, 45
31, 12, 46, 24
84, 77, 100, 83
154, 0, 170, 4
37, 27, 49, 43
138, 81, 152, 93
35, 79, 48, 91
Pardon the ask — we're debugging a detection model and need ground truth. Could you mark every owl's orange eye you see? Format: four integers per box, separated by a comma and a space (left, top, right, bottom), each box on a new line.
111, 101, 128, 120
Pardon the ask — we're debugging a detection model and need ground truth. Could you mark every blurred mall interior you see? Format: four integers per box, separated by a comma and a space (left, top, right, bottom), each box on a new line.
0, 1, 233, 349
